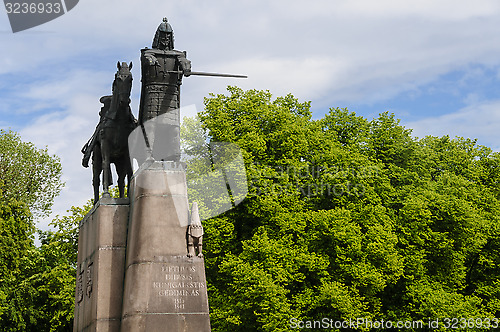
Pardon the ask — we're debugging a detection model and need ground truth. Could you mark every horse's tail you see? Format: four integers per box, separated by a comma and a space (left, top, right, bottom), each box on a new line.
82, 124, 102, 168
82, 141, 92, 168
81, 140, 90, 154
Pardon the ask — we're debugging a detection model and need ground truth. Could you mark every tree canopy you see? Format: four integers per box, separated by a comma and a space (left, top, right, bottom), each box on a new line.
0, 129, 63, 218
187, 86, 500, 331
0, 129, 70, 331
3, 87, 500, 331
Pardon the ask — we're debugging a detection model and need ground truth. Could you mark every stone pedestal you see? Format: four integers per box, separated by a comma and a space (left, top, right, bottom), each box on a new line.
120, 161, 211, 331
73, 198, 129, 332
74, 162, 211, 331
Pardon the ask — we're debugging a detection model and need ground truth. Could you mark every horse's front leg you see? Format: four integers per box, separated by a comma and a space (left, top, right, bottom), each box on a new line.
126, 154, 133, 198
116, 153, 133, 198
92, 144, 102, 205
117, 161, 125, 198
100, 130, 111, 198
102, 161, 111, 198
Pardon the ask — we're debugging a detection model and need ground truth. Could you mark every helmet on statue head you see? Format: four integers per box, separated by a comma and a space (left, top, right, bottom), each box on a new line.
152, 17, 174, 50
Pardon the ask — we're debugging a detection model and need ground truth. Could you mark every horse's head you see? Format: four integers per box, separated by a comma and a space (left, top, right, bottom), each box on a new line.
113, 61, 133, 107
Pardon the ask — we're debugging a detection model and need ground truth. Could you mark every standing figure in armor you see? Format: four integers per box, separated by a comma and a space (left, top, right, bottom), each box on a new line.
139, 18, 192, 162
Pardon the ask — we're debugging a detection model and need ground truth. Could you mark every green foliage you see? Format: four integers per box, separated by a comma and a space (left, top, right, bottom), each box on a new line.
0, 195, 90, 331
191, 87, 500, 331
0, 198, 37, 331
5, 87, 500, 331
0, 129, 84, 331
33, 202, 91, 331
0, 129, 64, 218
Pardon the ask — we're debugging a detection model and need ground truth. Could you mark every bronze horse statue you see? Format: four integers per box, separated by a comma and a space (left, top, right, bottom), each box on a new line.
82, 62, 137, 204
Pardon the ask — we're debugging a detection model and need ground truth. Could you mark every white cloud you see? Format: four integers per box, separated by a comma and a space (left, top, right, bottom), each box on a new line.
17, 71, 109, 230
203, 56, 342, 103
3, 0, 500, 109
336, 0, 500, 20
405, 101, 500, 151
3, 0, 500, 231
19, 93, 97, 230
16, 70, 109, 113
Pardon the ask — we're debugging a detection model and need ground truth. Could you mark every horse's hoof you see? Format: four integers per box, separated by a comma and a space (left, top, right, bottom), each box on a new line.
103, 192, 111, 198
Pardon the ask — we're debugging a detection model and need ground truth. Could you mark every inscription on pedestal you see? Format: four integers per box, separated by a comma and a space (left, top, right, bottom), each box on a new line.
77, 264, 84, 304
76, 261, 93, 304
86, 261, 93, 298
149, 260, 208, 313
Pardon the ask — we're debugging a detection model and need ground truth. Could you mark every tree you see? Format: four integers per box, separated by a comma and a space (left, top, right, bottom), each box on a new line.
0, 130, 67, 331
29, 202, 91, 331
0, 198, 91, 331
0, 197, 36, 331
0, 129, 63, 218
191, 87, 500, 331
26, 86, 500, 331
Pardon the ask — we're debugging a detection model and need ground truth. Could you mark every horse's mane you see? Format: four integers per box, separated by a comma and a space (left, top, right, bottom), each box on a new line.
107, 64, 132, 120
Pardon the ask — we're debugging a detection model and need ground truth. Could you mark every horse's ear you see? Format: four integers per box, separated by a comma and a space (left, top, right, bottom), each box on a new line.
129, 62, 133, 70
117, 61, 121, 70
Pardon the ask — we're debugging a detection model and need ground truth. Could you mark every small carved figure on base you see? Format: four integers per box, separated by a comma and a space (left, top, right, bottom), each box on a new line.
187, 202, 204, 257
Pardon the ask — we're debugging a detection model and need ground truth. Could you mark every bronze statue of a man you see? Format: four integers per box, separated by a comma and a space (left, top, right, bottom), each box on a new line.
138, 17, 192, 162
134, 18, 246, 163
152, 17, 174, 51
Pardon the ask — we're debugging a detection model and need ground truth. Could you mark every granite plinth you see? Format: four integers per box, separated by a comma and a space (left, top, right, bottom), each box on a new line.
74, 162, 211, 331
120, 162, 211, 332
73, 198, 129, 332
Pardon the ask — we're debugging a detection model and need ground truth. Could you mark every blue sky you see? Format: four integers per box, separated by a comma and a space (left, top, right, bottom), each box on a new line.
344, 65, 500, 126
2, 0, 500, 230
